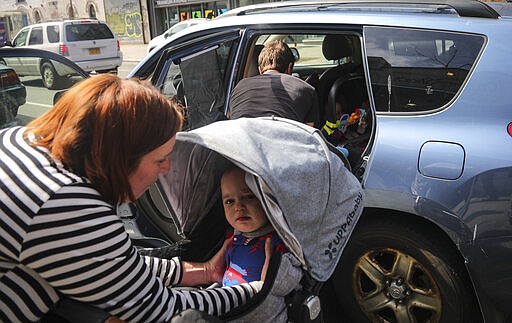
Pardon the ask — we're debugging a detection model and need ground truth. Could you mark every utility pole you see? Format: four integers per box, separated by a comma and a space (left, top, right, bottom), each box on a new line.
69, 0, 74, 19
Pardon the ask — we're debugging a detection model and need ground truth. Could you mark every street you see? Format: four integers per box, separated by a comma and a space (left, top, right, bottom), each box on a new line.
118, 60, 140, 78
15, 47, 146, 123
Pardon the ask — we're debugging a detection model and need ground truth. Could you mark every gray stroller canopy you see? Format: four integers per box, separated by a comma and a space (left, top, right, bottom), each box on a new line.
162, 117, 364, 282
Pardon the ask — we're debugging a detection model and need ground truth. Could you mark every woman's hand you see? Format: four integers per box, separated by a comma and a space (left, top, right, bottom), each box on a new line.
205, 237, 231, 283
180, 237, 230, 286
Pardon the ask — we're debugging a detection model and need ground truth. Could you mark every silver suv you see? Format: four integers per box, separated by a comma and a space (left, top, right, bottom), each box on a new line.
6, 19, 122, 88
126, 1, 512, 322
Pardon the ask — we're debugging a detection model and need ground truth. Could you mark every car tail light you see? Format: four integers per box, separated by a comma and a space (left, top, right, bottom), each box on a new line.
117, 39, 120, 51
508, 123, 512, 137
0, 70, 21, 86
59, 43, 69, 56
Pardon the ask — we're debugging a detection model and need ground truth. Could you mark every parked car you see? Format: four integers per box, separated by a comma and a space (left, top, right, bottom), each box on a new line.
146, 18, 208, 53
4, 19, 122, 88
3, 1, 512, 321
124, 1, 512, 322
0, 62, 26, 127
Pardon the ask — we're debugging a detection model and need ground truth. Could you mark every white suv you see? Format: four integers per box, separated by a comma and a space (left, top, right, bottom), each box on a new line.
146, 18, 208, 53
7, 19, 122, 88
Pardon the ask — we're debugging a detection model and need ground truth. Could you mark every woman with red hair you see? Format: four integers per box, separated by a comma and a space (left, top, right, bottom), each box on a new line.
0, 74, 265, 322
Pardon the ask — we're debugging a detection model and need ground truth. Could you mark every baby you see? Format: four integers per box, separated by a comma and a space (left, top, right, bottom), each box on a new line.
220, 166, 287, 286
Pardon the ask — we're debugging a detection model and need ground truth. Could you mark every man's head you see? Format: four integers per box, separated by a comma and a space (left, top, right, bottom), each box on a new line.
221, 166, 268, 233
258, 40, 295, 74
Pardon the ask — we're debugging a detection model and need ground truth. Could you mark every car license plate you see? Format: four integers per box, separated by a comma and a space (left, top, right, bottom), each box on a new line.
89, 48, 100, 55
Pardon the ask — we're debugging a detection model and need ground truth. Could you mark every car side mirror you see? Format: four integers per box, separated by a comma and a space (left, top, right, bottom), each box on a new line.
2, 40, 13, 47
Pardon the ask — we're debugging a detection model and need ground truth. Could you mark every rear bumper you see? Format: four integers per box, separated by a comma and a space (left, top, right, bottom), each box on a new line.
74, 54, 123, 72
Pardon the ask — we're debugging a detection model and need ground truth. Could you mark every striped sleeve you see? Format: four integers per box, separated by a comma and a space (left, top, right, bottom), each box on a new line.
23, 185, 258, 322
0, 127, 259, 322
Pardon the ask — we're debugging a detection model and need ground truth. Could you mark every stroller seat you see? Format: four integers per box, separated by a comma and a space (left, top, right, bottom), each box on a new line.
139, 117, 365, 322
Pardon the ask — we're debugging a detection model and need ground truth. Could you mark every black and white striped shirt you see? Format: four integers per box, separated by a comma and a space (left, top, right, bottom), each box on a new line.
0, 127, 257, 322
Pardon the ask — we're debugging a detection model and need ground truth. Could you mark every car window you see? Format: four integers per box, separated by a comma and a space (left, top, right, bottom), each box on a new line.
47, 25, 60, 43
365, 26, 484, 113
28, 27, 43, 45
13, 29, 28, 47
257, 34, 334, 67
170, 23, 188, 35
65, 23, 114, 41
157, 38, 237, 130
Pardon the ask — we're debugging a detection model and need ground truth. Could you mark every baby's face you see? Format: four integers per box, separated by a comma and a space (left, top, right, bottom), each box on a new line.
221, 168, 268, 233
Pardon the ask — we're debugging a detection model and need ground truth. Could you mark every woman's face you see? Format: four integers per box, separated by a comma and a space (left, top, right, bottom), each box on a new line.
221, 167, 268, 233
128, 136, 176, 200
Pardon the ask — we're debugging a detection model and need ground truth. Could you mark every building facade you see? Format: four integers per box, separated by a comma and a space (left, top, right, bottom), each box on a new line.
0, 0, 110, 43
1, 0, 509, 45
148, 0, 273, 37
0, 0, 149, 43
0, 0, 276, 44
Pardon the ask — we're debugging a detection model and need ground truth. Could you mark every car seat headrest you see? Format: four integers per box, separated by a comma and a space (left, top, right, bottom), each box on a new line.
322, 34, 352, 61
247, 44, 265, 77
254, 44, 264, 62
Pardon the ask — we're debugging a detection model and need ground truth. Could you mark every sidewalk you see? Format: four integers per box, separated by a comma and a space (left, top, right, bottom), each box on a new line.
120, 42, 148, 62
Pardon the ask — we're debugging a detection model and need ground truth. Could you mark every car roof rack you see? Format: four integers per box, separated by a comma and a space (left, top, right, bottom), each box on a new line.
220, 0, 499, 19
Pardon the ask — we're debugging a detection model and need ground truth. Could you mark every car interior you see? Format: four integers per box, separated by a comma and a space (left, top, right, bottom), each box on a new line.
240, 33, 372, 171
129, 31, 375, 266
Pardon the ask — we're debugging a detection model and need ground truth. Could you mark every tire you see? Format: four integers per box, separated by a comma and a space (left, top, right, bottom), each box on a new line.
332, 216, 480, 323
41, 62, 61, 89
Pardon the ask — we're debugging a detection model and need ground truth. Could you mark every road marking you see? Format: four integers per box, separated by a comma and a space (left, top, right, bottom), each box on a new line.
26, 101, 52, 108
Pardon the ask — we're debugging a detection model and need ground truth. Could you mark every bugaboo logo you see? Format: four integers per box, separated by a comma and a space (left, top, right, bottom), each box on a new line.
324, 191, 363, 260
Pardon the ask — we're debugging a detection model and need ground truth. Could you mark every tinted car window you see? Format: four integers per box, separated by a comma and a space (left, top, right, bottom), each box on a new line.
65, 23, 114, 41
365, 27, 484, 113
28, 28, 43, 45
13, 29, 28, 47
159, 39, 235, 130
47, 25, 60, 43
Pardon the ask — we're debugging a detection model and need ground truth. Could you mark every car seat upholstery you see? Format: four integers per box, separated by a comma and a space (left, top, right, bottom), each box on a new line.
246, 44, 264, 77
317, 35, 357, 120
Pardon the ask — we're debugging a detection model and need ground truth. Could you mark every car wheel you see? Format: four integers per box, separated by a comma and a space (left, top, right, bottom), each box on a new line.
332, 215, 479, 323
41, 62, 61, 89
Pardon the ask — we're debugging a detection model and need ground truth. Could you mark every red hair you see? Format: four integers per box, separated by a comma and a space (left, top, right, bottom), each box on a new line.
27, 74, 182, 204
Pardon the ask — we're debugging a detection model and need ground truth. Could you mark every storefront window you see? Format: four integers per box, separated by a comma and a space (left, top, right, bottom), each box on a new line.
166, 6, 179, 29
190, 4, 202, 19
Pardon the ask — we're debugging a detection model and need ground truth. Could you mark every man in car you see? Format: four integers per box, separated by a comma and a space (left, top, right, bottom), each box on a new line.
228, 40, 319, 127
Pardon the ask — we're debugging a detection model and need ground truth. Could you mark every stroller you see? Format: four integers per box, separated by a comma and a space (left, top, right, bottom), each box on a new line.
48, 117, 364, 322
135, 116, 365, 322
119, 117, 363, 322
